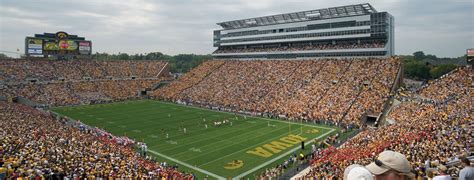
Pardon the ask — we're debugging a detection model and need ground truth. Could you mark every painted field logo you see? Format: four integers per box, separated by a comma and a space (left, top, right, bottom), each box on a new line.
246, 134, 307, 158
306, 129, 319, 134
224, 160, 244, 170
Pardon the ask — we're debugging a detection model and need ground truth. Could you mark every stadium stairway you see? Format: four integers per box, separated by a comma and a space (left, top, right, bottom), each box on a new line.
375, 58, 403, 126
338, 60, 387, 125
342, 59, 402, 127
376, 95, 398, 126
155, 61, 169, 78
151, 80, 172, 90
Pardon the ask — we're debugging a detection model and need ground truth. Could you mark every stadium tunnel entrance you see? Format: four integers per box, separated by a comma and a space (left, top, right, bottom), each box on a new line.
139, 89, 148, 97
363, 113, 380, 127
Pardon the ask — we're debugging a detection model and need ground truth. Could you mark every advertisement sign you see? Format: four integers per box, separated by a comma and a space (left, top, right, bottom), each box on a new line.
468, 49, 474, 65
27, 38, 43, 55
468, 49, 474, 57
79, 41, 91, 55
28, 49, 43, 54
28, 39, 43, 49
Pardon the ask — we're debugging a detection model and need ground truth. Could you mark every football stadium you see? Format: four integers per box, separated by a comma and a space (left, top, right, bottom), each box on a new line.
1, 1, 473, 180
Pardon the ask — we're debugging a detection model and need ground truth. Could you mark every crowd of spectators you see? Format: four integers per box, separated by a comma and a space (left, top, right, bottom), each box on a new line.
0, 102, 193, 179
1, 79, 165, 106
213, 41, 385, 54
299, 67, 473, 179
0, 59, 167, 83
256, 152, 302, 179
154, 57, 400, 128
419, 67, 471, 102
151, 60, 225, 100
0, 59, 170, 106
2, 58, 470, 179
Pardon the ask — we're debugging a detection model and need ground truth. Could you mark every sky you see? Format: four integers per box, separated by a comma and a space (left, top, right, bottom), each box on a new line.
0, 0, 473, 57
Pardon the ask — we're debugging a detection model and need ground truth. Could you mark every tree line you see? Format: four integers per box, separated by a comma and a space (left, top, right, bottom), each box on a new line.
401, 51, 465, 80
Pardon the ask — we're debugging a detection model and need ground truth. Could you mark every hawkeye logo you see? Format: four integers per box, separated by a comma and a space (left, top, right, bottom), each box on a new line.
56, 31, 68, 39
246, 134, 307, 158
224, 160, 244, 170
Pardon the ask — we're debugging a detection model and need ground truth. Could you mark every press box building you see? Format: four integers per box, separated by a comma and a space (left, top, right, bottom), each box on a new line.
212, 3, 394, 59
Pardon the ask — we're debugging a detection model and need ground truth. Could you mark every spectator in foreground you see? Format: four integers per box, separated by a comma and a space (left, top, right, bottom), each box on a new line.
344, 164, 373, 180
365, 150, 415, 180
459, 157, 474, 180
433, 165, 451, 180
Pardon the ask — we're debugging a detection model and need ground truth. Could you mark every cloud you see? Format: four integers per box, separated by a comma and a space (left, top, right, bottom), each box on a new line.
0, 0, 472, 57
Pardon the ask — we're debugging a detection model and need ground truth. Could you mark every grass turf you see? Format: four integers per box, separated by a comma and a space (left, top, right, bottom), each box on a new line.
52, 100, 336, 179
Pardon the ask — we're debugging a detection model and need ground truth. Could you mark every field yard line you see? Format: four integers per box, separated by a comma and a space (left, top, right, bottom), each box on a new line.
158, 119, 267, 153
233, 128, 336, 180
191, 125, 291, 165
171, 124, 274, 158
256, 117, 333, 130
171, 118, 310, 158
147, 149, 226, 180
158, 101, 334, 130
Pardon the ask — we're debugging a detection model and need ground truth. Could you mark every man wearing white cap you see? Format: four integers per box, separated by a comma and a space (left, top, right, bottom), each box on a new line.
365, 150, 415, 179
344, 164, 373, 180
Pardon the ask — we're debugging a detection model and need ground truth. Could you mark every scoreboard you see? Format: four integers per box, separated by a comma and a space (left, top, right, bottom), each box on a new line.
25, 31, 92, 56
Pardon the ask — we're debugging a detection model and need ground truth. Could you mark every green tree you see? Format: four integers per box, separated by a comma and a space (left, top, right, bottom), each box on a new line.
425, 54, 437, 60
0, 53, 10, 59
413, 51, 425, 60
405, 61, 430, 80
430, 64, 457, 79
118, 53, 129, 60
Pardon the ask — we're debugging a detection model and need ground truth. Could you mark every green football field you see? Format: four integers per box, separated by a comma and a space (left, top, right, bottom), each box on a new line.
52, 100, 337, 179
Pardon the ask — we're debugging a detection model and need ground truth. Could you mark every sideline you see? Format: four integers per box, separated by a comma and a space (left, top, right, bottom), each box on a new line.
233, 128, 336, 179
147, 149, 226, 180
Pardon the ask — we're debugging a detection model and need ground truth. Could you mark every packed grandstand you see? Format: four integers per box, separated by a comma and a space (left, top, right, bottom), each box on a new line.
0, 60, 170, 106
1, 2, 473, 180
1, 57, 472, 179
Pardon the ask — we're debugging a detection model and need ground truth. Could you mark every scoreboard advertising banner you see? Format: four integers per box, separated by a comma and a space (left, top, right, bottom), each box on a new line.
27, 38, 43, 55
25, 31, 91, 56
79, 41, 91, 55
468, 48, 474, 65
